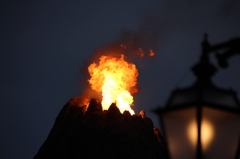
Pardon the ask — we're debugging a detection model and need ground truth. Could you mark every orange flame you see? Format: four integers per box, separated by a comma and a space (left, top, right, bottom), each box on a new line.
88, 54, 138, 114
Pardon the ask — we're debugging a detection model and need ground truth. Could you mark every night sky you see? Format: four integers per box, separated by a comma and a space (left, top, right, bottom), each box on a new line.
1, 0, 240, 158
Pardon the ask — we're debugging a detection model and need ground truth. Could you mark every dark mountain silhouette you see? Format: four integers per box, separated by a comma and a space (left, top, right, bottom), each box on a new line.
34, 97, 167, 159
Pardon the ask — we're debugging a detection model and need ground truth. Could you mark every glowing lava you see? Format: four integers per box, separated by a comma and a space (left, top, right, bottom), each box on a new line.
88, 54, 138, 114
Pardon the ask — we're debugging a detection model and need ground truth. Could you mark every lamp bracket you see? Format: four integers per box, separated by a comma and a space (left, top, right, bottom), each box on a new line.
203, 34, 240, 68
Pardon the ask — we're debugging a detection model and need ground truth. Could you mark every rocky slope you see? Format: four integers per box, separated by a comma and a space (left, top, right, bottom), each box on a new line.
34, 97, 167, 159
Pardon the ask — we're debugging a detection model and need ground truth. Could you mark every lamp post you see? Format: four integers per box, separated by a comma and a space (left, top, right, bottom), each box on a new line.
154, 35, 240, 159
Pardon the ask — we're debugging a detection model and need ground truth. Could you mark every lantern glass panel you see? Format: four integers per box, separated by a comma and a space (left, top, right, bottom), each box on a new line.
202, 106, 240, 159
162, 107, 197, 159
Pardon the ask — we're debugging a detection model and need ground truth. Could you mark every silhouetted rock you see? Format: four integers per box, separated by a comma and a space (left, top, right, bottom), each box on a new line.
34, 97, 167, 159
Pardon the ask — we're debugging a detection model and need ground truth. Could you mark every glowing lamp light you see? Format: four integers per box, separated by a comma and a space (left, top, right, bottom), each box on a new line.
188, 119, 214, 151
154, 36, 240, 159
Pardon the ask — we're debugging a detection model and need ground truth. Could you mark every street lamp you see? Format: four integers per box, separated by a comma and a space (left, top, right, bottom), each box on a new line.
154, 35, 240, 159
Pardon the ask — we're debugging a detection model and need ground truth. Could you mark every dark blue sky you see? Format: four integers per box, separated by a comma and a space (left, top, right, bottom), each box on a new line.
1, 0, 240, 158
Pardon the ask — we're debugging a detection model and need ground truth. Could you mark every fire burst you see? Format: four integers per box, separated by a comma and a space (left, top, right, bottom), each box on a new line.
88, 54, 138, 115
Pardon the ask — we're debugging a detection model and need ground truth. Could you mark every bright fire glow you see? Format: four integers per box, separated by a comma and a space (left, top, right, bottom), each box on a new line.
188, 119, 214, 151
88, 54, 138, 114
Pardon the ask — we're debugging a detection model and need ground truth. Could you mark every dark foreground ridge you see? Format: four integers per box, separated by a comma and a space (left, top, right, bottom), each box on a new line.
34, 97, 167, 159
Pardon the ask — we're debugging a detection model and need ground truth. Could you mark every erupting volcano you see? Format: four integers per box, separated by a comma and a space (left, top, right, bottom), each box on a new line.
34, 42, 167, 159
